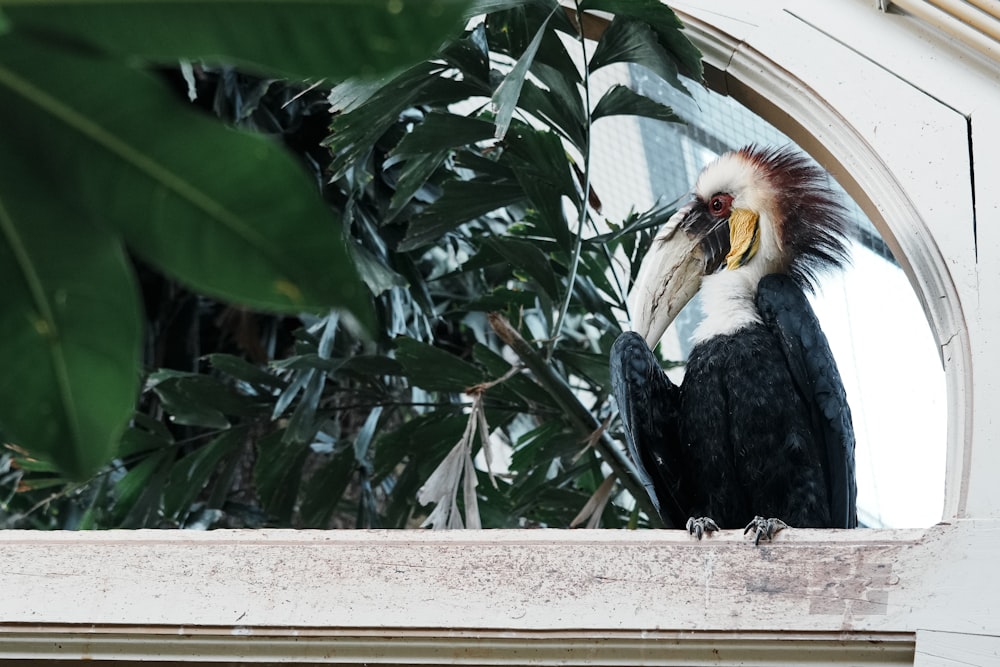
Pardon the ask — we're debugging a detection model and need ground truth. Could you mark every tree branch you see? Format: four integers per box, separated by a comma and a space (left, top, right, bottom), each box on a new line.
487, 312, 664, 527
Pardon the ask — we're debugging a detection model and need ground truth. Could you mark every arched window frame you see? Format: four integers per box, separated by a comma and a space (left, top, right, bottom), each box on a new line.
3, 2, 997, 664
675, 1, 979, 524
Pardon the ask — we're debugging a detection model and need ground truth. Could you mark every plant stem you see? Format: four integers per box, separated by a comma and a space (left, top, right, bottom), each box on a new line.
488, 312, 664, 527
547, 0, 593, 358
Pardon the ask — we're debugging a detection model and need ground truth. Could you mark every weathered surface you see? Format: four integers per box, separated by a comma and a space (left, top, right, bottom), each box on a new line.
0, 524, 986, 634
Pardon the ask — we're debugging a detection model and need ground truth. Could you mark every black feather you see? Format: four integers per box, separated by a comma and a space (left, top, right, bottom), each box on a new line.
739, 145, 852, 290
610, 275, 857, 530
756, 273, 857, 528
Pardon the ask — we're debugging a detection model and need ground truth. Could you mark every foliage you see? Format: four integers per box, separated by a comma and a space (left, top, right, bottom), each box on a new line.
0, 0, 702, 530
0, 0, 471, 479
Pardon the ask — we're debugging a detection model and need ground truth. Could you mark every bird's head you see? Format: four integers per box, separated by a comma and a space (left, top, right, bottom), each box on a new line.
630, 145, 851, 346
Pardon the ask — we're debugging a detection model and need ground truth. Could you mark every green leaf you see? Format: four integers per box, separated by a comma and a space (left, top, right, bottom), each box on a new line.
516, 78, 586, 150
501, 125, 577, 248
147, 370, 260, 429
113, 449, 172, 527
381, 458, 423, 528
270, 355, 345, 373
208, 354, 286, 391
0, 140, 142, 480
327, 63, 476, 181
299, 446, 356, 528
575, 248, 619, 302
385, 149, 449, 223
15, 476, 72, 493
163, 429, 245, 520
394, 337, 484, 392
592, 84, 683, 124
353, 407, 384, 462
486, 1, 579, 74
588, 17, 687, 96
491, 7, 556, 139
586, 199, 678, 245
4, 0, 473, 81
255, 430, 310, 524
466, 287, 538, 312
0, 33, 371, 320
553, 348, 612, 389
341, 354, 405, 378
350, 243, 409, 296
579, 0, 702, 83
119, 417, 174, 459
485, 237, 560, 300
374, 411, 468, 481
283, 370, 326, 445
440, 23, 491, 89
3, 447, 61, 473
399, 179, 527, 251
393, 112, 497, 158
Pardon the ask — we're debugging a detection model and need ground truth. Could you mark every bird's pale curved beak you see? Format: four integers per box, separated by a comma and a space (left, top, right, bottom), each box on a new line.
628, 203, 709, 347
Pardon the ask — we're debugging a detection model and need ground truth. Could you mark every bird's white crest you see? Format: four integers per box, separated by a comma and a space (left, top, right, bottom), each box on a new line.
690, 151, 788, 342
630, 146, 847, 346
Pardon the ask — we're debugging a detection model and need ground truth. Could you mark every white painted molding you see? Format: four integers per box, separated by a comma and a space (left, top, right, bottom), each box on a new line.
0, 524, 996, 662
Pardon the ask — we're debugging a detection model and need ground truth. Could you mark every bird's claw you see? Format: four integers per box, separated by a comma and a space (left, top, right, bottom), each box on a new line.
686, 516, 719, 539
744, 515, 787, 546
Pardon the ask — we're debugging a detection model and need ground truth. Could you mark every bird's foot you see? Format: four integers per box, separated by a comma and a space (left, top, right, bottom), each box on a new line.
686, 516, 719, 539
743, 516, 788, 546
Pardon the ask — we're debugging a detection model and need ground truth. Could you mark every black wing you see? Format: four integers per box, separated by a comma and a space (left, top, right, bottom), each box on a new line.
755, 274, 857, 528
610, 331, 688, 528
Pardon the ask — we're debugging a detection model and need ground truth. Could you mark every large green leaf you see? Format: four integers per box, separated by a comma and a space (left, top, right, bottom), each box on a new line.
486, 1, 579, 75
485, 237, 560, 300
501, 125, 577, 248
516, 78, 586, 150
392, 112, 496, 158
592, 84, 683, 124
163, 429, 245, 521
578, 0, 702, 83
385, 149, 450, 223
255, 430, 311, 524
327, 61, 446, 180
491, 7, 554, 139
113, 449, 173, 527
588, 17, 688, 96
0, 34, 371, 319
440, 22, 492, 90
399, 179, 527, 251
299, 446, 357, 528
394, 338, 484, 392
373, 411, 468, 485
0, 141, 142, 480
3, 0, 472, 81
147, 370, 261, 429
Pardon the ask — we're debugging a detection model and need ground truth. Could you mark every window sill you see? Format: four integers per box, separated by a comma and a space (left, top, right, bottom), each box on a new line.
0, 523, 994, 662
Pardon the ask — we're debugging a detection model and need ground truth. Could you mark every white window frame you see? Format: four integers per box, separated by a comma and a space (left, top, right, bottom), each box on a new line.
4, 1, 998, 663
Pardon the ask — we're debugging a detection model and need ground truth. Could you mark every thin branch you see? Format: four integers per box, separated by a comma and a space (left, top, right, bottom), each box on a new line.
488, 312, 664, 526
548, 0, 594, 357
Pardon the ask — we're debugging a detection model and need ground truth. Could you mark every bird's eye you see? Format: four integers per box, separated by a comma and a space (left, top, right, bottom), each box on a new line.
709, 194, 733, 217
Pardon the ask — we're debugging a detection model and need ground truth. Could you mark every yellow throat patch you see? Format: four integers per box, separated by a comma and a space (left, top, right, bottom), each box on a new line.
725, 208, 760, 270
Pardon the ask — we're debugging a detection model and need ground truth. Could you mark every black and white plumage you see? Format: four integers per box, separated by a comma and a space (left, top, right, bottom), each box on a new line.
611, 145, 857, 541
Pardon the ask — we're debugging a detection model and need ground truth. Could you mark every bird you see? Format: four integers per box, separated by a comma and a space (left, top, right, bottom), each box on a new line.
610, 145, 857, 543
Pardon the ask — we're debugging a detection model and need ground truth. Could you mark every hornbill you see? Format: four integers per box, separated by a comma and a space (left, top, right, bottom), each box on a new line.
610, 145, 857, 543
